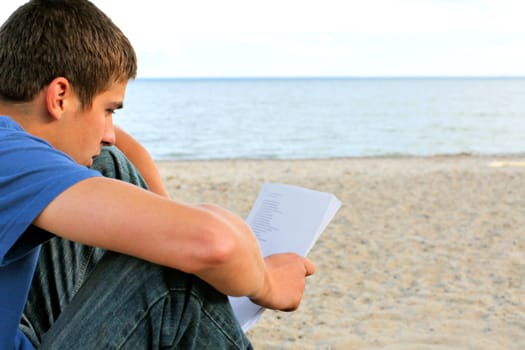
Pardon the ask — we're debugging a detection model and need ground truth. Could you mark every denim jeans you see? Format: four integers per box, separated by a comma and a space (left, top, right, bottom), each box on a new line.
20, 146, 253, 349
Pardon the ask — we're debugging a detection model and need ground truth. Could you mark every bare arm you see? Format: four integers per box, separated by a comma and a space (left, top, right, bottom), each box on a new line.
114, 125, 169, 197
33, 177, 314, 310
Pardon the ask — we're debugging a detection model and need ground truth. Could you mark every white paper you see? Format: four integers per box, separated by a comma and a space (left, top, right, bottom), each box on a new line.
229, 182, 342, 332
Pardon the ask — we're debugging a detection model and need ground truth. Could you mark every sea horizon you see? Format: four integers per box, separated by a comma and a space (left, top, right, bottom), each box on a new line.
134, 75, 525, 82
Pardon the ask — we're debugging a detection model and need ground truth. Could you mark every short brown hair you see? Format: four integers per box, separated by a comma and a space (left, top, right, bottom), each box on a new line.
0, 0, 137, 107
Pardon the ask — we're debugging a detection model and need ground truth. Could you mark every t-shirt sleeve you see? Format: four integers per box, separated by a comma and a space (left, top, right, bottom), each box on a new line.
0, 130, 100, 265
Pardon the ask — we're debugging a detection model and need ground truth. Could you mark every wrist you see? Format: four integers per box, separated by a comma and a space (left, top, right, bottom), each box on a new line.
248, 267, 272, 306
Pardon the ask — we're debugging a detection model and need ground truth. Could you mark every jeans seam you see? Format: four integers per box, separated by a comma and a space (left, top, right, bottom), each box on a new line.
115, 291, 170, 350
188, 289, 245, 350
119, 285, 244, 350
72, 247, 95, 296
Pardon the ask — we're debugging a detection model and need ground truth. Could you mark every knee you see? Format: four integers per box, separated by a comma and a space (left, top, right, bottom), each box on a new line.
91, 146, 148, 188
91, 146, 123, 177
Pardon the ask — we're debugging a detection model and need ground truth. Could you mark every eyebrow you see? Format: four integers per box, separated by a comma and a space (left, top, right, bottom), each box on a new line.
108, 101, 124, 110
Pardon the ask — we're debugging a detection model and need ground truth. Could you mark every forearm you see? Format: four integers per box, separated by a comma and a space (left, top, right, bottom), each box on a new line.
114, 125, 169, 197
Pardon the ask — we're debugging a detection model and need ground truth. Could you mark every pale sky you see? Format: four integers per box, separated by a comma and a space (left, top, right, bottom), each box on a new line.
1, 0, 525, 78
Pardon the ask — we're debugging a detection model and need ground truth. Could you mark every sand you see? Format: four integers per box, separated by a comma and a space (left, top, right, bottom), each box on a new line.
155, 156, 525, 350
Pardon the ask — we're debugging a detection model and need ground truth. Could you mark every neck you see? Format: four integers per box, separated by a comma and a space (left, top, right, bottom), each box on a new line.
0, 92, 54, 140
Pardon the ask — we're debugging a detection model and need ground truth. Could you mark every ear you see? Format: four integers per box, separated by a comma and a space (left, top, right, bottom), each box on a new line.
45, 77, 72, 120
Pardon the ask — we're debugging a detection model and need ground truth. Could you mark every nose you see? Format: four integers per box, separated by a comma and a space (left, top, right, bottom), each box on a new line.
101, 116, 116, 146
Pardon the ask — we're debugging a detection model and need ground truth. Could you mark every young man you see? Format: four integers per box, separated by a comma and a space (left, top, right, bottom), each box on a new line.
0, 1, 315, 349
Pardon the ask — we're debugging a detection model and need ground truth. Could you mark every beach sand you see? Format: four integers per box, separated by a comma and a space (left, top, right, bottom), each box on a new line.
156, 156, 525, 350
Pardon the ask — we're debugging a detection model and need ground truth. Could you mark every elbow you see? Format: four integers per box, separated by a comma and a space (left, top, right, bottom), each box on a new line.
174, 204, 264, 297
189, 207, 242, 271
203, 228, 238, 266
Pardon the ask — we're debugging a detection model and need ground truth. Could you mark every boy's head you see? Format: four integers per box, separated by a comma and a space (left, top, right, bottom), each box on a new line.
0, 0, 137, 108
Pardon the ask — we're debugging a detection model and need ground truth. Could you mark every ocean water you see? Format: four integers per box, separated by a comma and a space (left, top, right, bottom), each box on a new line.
118, 77, 525, 160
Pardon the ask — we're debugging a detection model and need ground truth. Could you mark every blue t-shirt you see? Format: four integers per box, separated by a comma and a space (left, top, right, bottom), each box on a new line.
0, 116, 100, 349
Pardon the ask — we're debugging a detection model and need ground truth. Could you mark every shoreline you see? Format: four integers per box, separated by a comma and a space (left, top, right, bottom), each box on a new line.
156, 155, 525, 349
154, 152, 525, 164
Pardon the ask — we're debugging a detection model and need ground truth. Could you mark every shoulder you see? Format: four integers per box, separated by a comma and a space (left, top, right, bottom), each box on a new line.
0, 116, 96, 178
0, 116, 100, 253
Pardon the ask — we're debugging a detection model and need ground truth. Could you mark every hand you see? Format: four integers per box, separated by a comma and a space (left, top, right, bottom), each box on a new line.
249, 253, 315, 311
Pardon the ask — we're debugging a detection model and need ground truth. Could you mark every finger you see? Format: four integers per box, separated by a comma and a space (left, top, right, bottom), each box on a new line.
303, 258, 316, 276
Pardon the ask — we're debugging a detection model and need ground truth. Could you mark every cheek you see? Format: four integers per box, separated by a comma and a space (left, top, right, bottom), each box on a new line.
83, 115, 106, 142
93, 115, 107, 133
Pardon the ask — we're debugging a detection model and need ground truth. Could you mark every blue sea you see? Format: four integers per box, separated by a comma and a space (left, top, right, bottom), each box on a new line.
118, 77, 525, 160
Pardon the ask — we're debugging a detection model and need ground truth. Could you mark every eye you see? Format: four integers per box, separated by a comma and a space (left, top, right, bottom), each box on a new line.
105, 109, 116, 116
